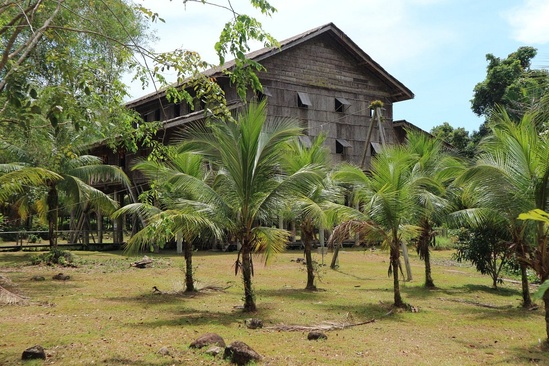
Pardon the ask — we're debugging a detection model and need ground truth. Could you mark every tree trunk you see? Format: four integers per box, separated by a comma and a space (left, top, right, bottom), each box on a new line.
176, 231, 183, 254
520, 262, 532, 308
424, 246, 435, 288
391, 244, 405, 308
47, 185, 58, 249
330, 242, 340, 269
302, 225, 316, 290
544, 285, 549, 342
401, 240, 412, 281
184, 239, 195, 292
241, 242, 256, 312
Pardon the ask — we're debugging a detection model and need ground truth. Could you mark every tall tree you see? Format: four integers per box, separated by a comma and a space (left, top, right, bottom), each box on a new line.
176, 101, 322, 311
471, 46, 549, 138
430, 122, 474, 159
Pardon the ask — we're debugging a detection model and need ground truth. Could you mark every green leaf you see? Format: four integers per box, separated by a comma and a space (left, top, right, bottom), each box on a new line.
518, 209, 549, 224
533, 280, 549, 300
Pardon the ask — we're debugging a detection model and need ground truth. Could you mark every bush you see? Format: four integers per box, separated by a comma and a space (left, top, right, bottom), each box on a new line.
31, 248, 76, 267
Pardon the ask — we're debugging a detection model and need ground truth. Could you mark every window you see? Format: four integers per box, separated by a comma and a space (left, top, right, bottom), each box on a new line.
297, 92, 312, 108
336, 138, 352, 154
371, 142, 382, 157
298, 135, 312, 148
257, 86, 272, 101
174, 103, 181, 117
335, 97, 351, 113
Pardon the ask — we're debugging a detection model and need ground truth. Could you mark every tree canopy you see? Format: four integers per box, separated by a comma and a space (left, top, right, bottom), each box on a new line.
471, 46, 549, 122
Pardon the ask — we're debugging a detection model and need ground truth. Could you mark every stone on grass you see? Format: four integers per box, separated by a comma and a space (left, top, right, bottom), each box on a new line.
189, 333, 226, 349
22, 345, 46, 360
205, 346, 224, 357
244, 318, 263, 329
52, 273, 70, 281
31, 276, 45, 281
307, 331, 327, 340
223, 341, 262, 365
158, 346, 170, 356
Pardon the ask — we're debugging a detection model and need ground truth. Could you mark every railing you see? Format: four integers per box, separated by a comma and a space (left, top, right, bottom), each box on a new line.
0, 230, 122, 251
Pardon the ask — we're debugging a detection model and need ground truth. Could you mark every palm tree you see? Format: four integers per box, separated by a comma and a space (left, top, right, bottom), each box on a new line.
281, 134, 350, 290
333, 145, 420, 308
453, 109, 549, 307
0, 138, 129, 249
176, 100, 322, 311
405, 131, 465, 288
114, 149, 222, 292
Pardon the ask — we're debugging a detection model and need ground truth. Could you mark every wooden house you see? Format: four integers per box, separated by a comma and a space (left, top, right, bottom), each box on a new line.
91, 23, 419, 244
108, 23, 415, 174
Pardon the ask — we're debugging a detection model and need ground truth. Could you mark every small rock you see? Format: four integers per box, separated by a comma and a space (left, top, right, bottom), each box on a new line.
223, 341, 262, 365
205, 346, 224, 357
31, 276, 45, 281
52, 273, 70, 281
244, 318, 263, 329
158, 346, 170, 356
189, 333, 226, 349
22, 345, 46, 360
307, 331, 327, 340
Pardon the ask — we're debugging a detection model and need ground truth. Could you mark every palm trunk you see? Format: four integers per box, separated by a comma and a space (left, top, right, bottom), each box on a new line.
330, 242, 340, 269
544, 285, 549, 342
47, 185, 58, 249
302, 224, 316, 290
424, 246, 435, 288
184, 239, 195, 292
391, 244, 405, 308
520, 262, 532, 308
418, 220, 434, 288
241, 241, 256, 312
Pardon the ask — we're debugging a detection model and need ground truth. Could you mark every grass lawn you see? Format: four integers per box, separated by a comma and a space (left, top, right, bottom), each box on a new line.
0, 248, 547, 365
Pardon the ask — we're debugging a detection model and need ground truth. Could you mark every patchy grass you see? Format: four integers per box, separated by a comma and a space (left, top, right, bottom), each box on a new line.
0, 248, 547, 365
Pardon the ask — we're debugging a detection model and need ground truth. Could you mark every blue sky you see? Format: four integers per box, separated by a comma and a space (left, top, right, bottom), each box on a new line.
131, 0, 549, 134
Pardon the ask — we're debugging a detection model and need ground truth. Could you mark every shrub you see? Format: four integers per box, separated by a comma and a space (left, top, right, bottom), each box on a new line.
31, 248, 76, 267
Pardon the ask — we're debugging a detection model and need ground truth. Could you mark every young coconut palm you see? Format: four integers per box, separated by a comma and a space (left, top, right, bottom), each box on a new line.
281, 134, 351, 290
176, 100, 322, 311
452, 109, 549, 308
114, 149, 222, 292
333, 145, 420, 308
405, 131, 466, 288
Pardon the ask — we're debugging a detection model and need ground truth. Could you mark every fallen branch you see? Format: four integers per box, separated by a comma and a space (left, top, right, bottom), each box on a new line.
131, 256, 153, 268
438, 297, 512, 309
267, 319, 375, 332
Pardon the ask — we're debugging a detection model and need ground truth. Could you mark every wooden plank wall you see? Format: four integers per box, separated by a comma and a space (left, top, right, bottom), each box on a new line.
259, 34, 399, 167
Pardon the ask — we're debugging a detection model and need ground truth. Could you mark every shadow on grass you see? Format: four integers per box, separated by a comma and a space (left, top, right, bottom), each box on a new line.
331, 269, 378, 281
259, 288, 327, 301
504, 342, 549, 365
133, 307, 247, 328
439, 283, 521, 298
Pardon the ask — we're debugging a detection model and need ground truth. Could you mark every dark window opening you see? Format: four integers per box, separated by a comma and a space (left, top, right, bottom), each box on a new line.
297, 92, 312, 108
335, 97, 351, 113
257, 86, 272, 101
155, 109, 161, 121
336, 138, 352, 154
298, 135, 312, 148
371, 142, 382, 157
174, 104, 181, 117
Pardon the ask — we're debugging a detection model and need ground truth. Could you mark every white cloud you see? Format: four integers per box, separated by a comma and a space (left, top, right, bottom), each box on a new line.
504, 0, 549, 44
